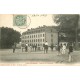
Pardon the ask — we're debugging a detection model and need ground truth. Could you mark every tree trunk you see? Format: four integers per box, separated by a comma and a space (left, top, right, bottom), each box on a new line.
75, 15, 79, 50
0, 28, 1, 49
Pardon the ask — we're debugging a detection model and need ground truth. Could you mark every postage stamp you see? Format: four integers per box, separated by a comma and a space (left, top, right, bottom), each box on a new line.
13, 14, 31, 29
0, 14, 80, 66
13, 15, 27, 26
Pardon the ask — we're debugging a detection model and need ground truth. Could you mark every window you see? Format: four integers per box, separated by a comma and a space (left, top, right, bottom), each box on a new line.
34, 39, 35, 42
36, 39, 37, 42
40, 29, 42, 32
38, 39, 39, 42
36, 31, 38, 33
38, 30, 40, 33
38, 34, 39, 37
43, 34, 44, 37
36, 35, 37, 38
34, 35, 35, 38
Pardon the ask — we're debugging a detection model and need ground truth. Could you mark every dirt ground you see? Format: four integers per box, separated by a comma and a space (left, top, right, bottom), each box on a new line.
0, 49, 80, 65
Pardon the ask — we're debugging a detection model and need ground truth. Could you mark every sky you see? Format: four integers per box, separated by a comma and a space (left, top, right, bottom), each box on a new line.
0, 14, 57, 33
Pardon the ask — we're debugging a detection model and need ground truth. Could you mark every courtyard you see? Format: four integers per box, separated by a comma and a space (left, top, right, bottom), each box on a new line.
0, 49, 80, 64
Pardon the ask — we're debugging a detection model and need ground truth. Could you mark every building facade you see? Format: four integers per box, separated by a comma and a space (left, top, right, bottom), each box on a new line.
21, 25, 58, 49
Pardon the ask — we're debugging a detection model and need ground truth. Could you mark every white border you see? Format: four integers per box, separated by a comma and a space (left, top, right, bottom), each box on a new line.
0, 0, 80, 80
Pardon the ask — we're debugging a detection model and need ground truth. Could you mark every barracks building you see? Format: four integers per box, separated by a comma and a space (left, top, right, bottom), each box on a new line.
21, 25, 58, 49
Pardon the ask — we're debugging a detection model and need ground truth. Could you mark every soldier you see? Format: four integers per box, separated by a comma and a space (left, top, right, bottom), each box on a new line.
68, 43, 73, 62
44, 41, 48, 53
25, 43, 28, 52
57, 45, 61, 55
28, 45, 31, 53
61, 44, 66, 54
43, 43, 45, 53
34, 44, 37, 51
51, 43, 54, 51
21, 44, 24, 52
13, 42, 16, 53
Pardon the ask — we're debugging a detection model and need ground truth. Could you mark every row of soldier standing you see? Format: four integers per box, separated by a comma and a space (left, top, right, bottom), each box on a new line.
13, 41, 73, 62
22, 43, 37, 52
21, 41, 49, 53
13, 42, 73, 53
13, 41, 73, 60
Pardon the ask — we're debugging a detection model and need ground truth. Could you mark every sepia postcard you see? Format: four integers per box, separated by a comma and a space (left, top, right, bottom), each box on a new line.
0, 14, 80, 66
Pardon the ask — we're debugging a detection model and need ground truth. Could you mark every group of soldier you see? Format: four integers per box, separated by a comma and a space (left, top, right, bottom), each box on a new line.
22, 43, 38, 52
57, 43, 73, 62
12, 41, 73, 62
21, 41, 49, 53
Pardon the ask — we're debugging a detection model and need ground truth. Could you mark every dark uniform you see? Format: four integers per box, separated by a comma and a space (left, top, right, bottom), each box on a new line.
13, 43, 16, 53
69, 45, 73, 54
68, 44, 73, 62
51, 44, 54, 51
34, 44, 37, 51
25, 44, 28, 52
44, 42, 48, 53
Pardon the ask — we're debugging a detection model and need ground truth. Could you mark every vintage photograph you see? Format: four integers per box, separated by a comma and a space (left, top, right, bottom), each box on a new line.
0, 14, 80, 65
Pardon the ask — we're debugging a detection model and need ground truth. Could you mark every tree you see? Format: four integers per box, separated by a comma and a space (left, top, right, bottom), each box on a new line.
0, 27, 1, 49
53, 14, 79, 49
1, 27, 21, 49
